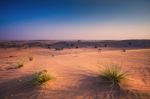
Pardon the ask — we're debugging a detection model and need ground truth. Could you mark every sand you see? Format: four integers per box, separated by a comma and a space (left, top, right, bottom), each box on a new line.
0, 48, 150, 99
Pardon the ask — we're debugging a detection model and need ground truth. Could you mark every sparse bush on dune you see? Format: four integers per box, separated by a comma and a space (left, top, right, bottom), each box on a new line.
32, 69, 53, 85
98, 48, 102, 52
29, 56, 33, 61
122, 49, 126, 52
16, 61, 24, 68
101, 65, 127, 86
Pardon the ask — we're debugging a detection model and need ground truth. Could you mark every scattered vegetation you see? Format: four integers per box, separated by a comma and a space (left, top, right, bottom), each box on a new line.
76, 46, 79, 48
94, 46, 98, 48
16, 61, 24, 68
98, 48, 102, 52
101, 65, 127, 85
77, 40, 81, 43
48, 44, 51, 49
122, 49, 126, 52
70, 43, 74, 47
32, 70, 53, 85
29, 56, 33, 61
104, 44, 107, 47
128, 42, 132, 46
55, 47, 63, 51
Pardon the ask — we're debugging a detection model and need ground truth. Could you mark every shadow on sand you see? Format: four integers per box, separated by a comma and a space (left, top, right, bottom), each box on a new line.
0, 74, 40, 99
41, 71, 138, 99
0, 71, 149, 99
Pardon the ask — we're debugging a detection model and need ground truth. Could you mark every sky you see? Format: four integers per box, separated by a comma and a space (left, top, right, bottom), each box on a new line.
0, 0, 150, 40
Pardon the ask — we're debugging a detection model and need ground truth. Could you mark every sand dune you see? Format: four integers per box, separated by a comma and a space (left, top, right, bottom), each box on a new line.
0, 47, 150, 99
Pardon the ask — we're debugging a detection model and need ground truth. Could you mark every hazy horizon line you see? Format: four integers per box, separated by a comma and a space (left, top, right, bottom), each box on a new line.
0, 39, 150, 41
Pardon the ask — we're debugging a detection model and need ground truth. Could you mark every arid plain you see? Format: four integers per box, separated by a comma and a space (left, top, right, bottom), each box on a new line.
0, 40, 150, 99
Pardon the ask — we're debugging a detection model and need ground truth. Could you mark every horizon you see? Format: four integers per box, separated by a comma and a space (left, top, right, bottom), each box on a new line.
0, 0, 150, 40
0, 39, 150, 41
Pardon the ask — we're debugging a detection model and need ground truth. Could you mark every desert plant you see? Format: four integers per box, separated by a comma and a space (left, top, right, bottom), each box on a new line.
75, 46, 79, 48
29, 56, 33, 61
94, 46, 98, 48
101, 65, 127, 85
98, 48, 102, 52
128, 42, 132, 46
122, 49, 126, 52
70, 43, 74, 47
32, 70, 52, 85
55, 47, 63, 51
16, 61, 24, 68
77, 40, 81, 43
104, 44, 107, 47
48, 44, 51, 49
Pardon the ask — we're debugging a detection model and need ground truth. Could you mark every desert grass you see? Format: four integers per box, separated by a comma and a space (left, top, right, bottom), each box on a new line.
28, 56, 33, 61
98, 48, 102, 53
122, 49, 126, 52
101, 65, 127, 86
32, 70, 53, 85
16, 61, 24, 68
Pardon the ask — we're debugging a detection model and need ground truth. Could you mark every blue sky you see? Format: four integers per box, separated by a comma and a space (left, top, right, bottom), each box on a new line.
0, 0, 150, 40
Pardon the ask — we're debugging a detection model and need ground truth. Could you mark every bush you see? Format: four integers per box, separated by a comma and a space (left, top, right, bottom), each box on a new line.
104, 44, 107, 47
75, 46, 79, 48
101, 65, 127, 85
122, 49, 126, 52
94, 46, 98, 48
98, 48, 102, 52
29, 56, 33, 61
16, 61, 24, 68
32, 70, 52, 85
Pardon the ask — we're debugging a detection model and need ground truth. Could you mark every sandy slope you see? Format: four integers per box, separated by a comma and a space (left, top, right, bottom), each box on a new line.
0, 48, 150, 99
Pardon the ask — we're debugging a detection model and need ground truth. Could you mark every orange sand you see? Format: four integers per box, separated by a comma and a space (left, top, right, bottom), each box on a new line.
0, 48, 150, 99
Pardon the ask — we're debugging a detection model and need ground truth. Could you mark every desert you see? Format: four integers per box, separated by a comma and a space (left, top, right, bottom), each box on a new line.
0, 40, 150, 99
1, 0, 150, 99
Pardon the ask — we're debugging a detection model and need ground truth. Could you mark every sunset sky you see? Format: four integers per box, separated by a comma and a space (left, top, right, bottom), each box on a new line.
0, 0, 150, 40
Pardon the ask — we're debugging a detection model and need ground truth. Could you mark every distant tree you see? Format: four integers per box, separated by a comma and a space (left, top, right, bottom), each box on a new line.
94, 46, 98, 48
76, 46, 79, 48
104, 44, 107, 47
70, 44, 74, 47
48, 45, 51, 49
77, 40, 81, 43
128, 42, 132, 46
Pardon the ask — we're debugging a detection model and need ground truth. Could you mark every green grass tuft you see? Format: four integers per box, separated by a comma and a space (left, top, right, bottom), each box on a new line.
32, 70, 52, 85
101, 65, 127, 85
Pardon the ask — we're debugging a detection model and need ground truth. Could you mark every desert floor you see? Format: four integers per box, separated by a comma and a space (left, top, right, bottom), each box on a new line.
0, 48, 150, 99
